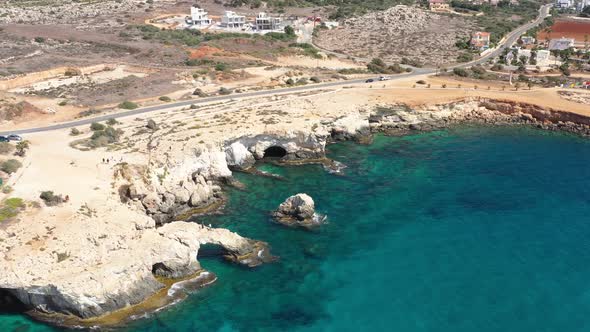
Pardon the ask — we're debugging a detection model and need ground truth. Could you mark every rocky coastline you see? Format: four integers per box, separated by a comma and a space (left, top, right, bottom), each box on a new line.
3, 96, 590, 329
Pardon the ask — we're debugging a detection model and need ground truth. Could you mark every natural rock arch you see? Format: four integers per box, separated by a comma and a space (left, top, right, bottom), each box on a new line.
263, 146, 287, 159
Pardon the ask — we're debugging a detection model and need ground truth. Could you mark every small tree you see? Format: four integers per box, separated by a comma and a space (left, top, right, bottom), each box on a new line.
0, 142, 14, 155
90, 122, 105, 131
527, 81, 533, 90
515, 82, 521, 91
15, 140, 30, 157
106, 118, 119, 126
70, 128, 81, 136
1, 159, 22, 174
284, 25, 295, 36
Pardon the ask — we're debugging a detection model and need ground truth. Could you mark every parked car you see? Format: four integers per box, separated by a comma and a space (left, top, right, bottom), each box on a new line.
7, 134, 22, 141
365, 79, 374, 83
0, 136, 9, 142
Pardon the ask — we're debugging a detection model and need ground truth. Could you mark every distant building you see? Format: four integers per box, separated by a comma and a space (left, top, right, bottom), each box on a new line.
429, 0, 450, 11
536, 50, 551, 64
517, 48, 532, 61
255, 12, 281, 31
520, 36, 536, 45
548, 37, 575, 50
471, 31, 491, 51
555, 0, 573, 9
221, 11, 246, 28
190, 6, 212, 26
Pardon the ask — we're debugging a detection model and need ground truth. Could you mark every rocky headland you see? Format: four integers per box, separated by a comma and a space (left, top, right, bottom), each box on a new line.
2, 92, 590, 328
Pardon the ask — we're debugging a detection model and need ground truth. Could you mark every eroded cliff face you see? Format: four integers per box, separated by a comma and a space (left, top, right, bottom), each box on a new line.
3, 97, 587, 326
0, 204, 272, 321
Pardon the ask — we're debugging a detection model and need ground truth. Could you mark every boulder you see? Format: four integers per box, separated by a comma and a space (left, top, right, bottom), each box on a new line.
273, 194, 322, 228
225, 142, 255, 170
142, 193, 161, 214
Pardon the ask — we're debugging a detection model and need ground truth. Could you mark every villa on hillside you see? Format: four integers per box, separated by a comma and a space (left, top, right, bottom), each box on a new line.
189, 6, 212, 26
221, 11, 246, 28
555, 0, 573, 9
429, 0, 450, 12
520, 36, 536, 45
255, 12, 281, 30
549, 37, 575, 50
471, 31, 491, 51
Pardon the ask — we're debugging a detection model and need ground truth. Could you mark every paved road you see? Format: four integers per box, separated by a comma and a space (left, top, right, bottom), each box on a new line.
459, 4, 553, 68
0, 4, 552, 136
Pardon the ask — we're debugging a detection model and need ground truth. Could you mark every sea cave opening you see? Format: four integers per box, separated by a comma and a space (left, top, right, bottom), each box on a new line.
263, 146, 287, 159
0, 289, 28, 313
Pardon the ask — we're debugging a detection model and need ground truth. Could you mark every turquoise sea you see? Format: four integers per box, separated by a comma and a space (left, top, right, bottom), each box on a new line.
4, 126, 590, 331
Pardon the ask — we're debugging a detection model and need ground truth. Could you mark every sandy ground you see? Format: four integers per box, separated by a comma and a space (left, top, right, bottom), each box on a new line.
8, 80, 589, 208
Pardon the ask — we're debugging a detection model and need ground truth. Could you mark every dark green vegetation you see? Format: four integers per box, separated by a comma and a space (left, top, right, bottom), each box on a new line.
118, 101, 138, 110
87, 126, 124, 148
367, 58, 409, 74
125, 25, 296, 47
0, 197, 24, 222
451, 65, 499, 80
289, 43, 323, 59
467, 0, 543, 44
0, 159, 22, 174
40, 191, 64, 207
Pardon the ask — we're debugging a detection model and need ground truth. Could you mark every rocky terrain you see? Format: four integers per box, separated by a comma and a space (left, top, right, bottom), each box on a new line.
558, 91, 590, 105
1, 75, 589, 328
273, 194, 322, 229
314, 5, 476, 66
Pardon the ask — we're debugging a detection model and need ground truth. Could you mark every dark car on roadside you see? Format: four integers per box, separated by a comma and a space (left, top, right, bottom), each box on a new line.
7, 134, 22, 141
365, 79, 374, 83
0, 136, 9, 142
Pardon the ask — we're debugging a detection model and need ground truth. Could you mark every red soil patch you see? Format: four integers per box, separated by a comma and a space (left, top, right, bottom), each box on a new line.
188, 46, 224, 59
537, 20, 590, 45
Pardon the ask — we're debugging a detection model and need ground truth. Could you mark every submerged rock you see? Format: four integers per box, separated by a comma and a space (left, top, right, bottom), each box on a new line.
273, 194, 324, 229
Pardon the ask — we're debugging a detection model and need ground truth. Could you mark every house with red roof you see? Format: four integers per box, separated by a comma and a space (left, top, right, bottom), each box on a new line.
470, 32, 491, 51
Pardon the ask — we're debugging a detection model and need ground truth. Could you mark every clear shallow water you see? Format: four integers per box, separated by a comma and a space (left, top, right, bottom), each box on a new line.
4, 126, 590, 331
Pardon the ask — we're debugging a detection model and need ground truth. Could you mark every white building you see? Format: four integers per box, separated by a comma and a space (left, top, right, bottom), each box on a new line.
190, 6, 212, 26
536, 50, 551, 65
255, 12, 281, 31
517, 49, 532, 61
221, 11, 246, 28
555, 0, 573, 9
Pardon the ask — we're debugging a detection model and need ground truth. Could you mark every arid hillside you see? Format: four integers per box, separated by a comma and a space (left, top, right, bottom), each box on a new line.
314, 5, 476, 67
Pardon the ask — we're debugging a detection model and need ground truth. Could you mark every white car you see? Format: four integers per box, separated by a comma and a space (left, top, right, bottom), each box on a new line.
379, 76, 391, 81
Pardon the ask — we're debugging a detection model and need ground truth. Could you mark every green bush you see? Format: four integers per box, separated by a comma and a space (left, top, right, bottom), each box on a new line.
106, 118, 119, 126
70, 128, 81, 136
1, 159, 22, 174
118, 101, 138, 110
159, 96, 172, 102
310, 76, 321, 83
453, 68, 470, 77
219, 87, 232, 95
34, 37, 45, 43
457, 53, 474, 63
40, 191, 63, 206
88, 126, 123, 148
58, 100, 67, 106
90, 122, 105, 131
214, 63, 228, 71
0, 198, 23, 222
0, 142, 14, 155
